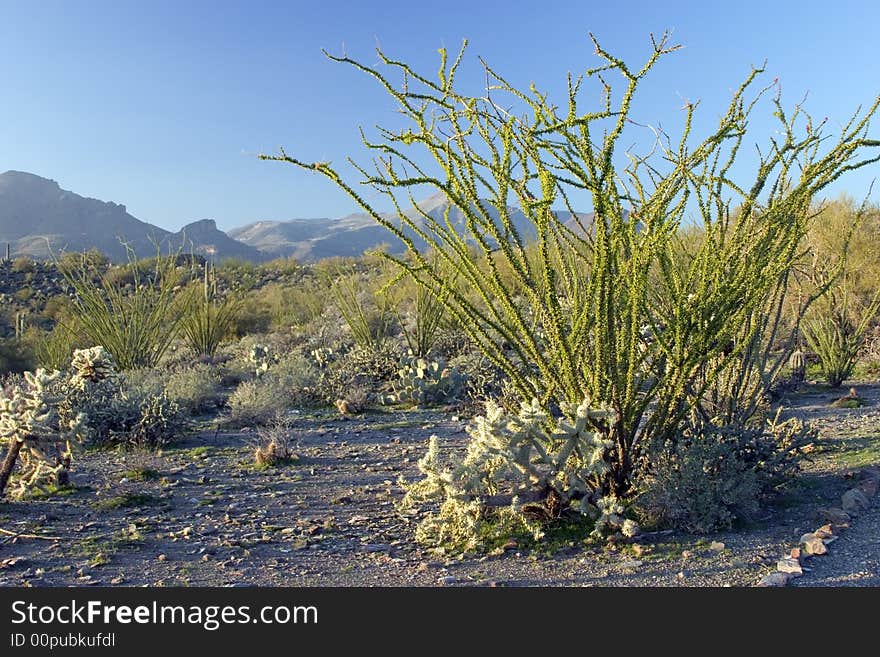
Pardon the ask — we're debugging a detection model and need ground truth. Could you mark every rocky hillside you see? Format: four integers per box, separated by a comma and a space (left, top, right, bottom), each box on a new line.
230, 192, 598, 261
0, 171, 264, 263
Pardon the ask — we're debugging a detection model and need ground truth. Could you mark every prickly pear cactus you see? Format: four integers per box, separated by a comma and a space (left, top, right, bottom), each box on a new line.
388, 353, 464, 406
248, 343, 275, 376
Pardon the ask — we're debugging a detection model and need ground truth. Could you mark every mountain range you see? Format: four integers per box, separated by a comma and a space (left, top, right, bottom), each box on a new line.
0, 171, 595, 263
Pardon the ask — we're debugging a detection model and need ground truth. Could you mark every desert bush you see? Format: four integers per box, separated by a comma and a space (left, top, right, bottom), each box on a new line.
329, 268, 394, 352
60, 248, 188, 369
320, 344, 399, 403
636, 411, 815, 532
803, 286, 880, 386
253, 413, 299, 467
267, 32, 880, 525
127, 390, 182, 449
64, 348, 184, 449
226, 377, 289, 425
798, 201, 880, 386
164, 364, 223, 414
33, 322, 83, 371
10, 257, 35, 274
179, 269, 242, 359
0, 338, 34, 375
384, 265, 449, 358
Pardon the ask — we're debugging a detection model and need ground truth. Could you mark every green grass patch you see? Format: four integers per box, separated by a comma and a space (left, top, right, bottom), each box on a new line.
93, 493, 163, 510
123, 467, 161, 481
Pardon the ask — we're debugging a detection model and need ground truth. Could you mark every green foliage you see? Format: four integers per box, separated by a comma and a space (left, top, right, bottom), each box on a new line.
59, 247, 189, 370
266, 32, 880, 516
636, 411, 815, 532
63, 347, 183, 449
179, 282, 242, 359
329, 268, 393, 352
384, 263, 449, 358
803, 286, 880, 386
0, 338, 34, 375
164, 364, 222, 414
799, 200, 880, 386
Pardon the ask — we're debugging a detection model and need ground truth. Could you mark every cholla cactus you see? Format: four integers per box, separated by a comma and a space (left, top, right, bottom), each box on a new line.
400, 396, 621, 551
590, 495, 626, 538
389, 354, 464, 406
69, 346, 117, 390
0, 369, 87, 497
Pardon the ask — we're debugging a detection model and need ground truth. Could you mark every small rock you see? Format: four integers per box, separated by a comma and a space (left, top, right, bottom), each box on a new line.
110, 576, 125, 585
441, 576, 456, 585
799, 534, 828, 556
757, 572, 791, 587
841, 488, 870, 514
777, 558, 803, 576
709, 541, 725, 552
681, 550, 693, 560
619, 559, 643, 570
818, 507, 851, 526
157, 554, 167, 562
814, 524, 834, 539
789, 547, 802, 560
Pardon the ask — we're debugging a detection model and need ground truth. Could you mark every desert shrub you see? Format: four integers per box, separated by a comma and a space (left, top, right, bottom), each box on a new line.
33, 323, 83, 371
226, 377, 289, 425
0, 338, 34, 375
384, 266, 449, 358
127, 390, 182, 449
179, 278, 242, 359
10, 257, 35, 274
164, 364, 223, 414
266, 34, 880, 547
636, 412, 815, 532
60, 248, 188, 369
253, 414, 299, 467
320, 344, 399, 403
65, 348, 184, 449
272, 352, 324, 406
450, 349, 508, 411
803, 286, 880, 387
329, 269, 394, 351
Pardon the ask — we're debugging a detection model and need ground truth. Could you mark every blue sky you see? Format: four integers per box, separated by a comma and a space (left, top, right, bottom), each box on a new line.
1, 0, 878, 231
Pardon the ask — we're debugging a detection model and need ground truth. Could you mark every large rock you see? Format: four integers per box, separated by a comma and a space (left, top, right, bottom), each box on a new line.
757, 572, 791, 587
799, 533, 828, 556
841, 488, 871, 514
777, 557, 803, 576
818, 507, 851, 526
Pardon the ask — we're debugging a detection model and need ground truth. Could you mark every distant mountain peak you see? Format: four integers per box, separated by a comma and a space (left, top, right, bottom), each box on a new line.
0, 172, 265, 262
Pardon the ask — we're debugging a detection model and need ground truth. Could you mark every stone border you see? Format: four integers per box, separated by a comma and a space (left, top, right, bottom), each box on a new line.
756, 466, 880, 586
